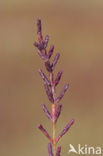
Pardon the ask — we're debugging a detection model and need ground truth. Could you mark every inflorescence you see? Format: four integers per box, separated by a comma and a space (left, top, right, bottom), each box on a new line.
34, 18, 74, 156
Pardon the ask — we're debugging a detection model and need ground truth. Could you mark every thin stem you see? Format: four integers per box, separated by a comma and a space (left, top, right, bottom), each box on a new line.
52, 104, 56, 156
53, 120, 56, 155
50, 73, 56, 156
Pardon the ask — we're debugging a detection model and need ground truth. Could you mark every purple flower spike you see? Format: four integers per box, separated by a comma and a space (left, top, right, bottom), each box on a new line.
48, 143, 53, 156
44, 35, 49, 49
37, 18, 41, 33
55, 70, 63, 86
42, 104, 52, 120
38, 124, 53, 143
56, 83, 69, 102
39, 69, 50, 86
34, 45, 48, 61
55, 104, 62, 122
51, 53, 60, 70
34, 41, 44, 50
45, 60, 52, 72
34, 19, 75, 156
37, 18, 43, 43
48, 45, 54, 59
56, 146, 61, 156
44, 82, 54, 103
33, 41, 39, 47
56, 119, 74, 143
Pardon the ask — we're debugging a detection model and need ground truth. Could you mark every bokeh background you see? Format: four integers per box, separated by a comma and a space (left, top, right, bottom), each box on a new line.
0, 0, 103, 156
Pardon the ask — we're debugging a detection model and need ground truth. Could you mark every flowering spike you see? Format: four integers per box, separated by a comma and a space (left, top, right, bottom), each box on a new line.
42, 104, 52, 120
34, 42, 47, 60
33, 41, 44, 50
44, 82, 54, 103
48, 143, 53, 156
39, 69, 50, 86
55, 104, 62, 122
45, 61, 52, 72
51, 53, 60, 70
34, 18, 75, 156
37, 18, 41, 33
56, 146, 61, 156
33, 41, 39, 48
38, 124, 53, 143
48, 45, 54, 59
56, 119, 74, 143
55, 70, 63, 86
56, 83, 69, 102
44, 35, 49, 49
34, 46, 48, 61
37, 18, 43, 43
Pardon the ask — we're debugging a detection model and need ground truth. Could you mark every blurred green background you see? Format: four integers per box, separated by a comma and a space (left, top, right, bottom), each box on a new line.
0, 0, 103, 156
